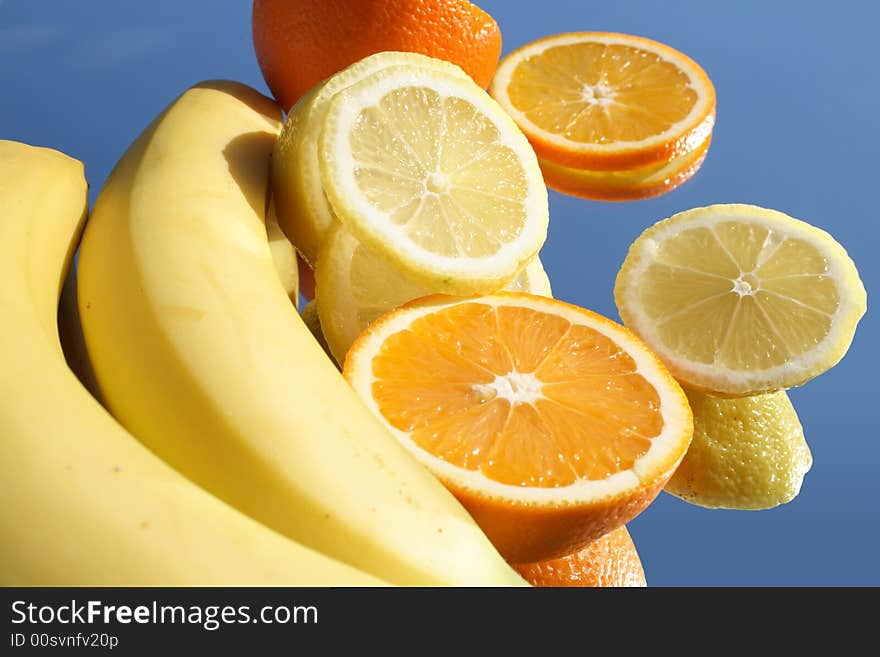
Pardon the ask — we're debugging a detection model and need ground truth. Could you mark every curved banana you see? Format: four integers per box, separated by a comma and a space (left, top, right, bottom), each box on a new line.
267, 196, 300, 306
57, 210, 298, 402
0, 139, 383, 586
77, 81, 525, 586
58, 261, 102, 400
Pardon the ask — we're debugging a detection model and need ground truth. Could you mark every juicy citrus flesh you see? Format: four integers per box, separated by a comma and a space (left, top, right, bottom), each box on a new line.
344, 293, 692, 562
510, 43, 696, 143
615, 204, 867, 396
320, 66, 548, 294
665, 388, 812, 510
342, 87, 526, 259
513, 526, 646, 587
316, 224, 552, 364
272, 51, 470, 267
539, 133, 710, 201
490, 32, 716, 170
369, 303, 663, 487
347, 293, 689, 491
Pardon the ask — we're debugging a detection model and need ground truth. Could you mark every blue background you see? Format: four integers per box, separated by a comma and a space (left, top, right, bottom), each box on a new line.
2, 0, 876, 586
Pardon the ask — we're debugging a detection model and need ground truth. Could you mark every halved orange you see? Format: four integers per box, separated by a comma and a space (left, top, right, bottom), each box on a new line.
490, 32, 716, 171
343, 293, 693, 563
540, 134, 711, 202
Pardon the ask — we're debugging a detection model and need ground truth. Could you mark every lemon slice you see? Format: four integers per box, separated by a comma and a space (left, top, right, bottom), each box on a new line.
319, 65, 549, 294
614, 204, 867, 396
316, 224, 552, 365
272, 51, 470, 266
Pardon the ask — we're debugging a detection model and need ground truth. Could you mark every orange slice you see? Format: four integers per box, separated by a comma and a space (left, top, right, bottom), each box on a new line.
490, 32, 716, 171
540, 134, 711, 202
343, 293, 693, 563
513, 526, 646, 587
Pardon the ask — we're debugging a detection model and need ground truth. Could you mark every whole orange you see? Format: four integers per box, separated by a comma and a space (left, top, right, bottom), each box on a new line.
252, 0, 502, 111
513, 526, 647, 587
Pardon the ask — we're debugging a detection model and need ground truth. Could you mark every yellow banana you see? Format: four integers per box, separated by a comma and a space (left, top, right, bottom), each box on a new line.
77, 80, 525, 586
300, 300, 336, 365
267, 196, 300, 306
58, 212, 298, 400
0, 138, 383, 586
58, 261, 102, 400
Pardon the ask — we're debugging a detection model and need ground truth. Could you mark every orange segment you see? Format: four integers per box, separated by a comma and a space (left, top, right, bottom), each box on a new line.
344, 293, 693, 563
490, 32, 716, 171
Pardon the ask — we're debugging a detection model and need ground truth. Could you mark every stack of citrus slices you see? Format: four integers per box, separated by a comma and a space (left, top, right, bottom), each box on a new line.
490, 32, 716, 201
614, 204, 867, 509
271, 51, 552, 365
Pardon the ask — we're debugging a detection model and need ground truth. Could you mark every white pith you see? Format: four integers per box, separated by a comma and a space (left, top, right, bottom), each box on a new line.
581, 82, 617, 108
474, 370, 544, 405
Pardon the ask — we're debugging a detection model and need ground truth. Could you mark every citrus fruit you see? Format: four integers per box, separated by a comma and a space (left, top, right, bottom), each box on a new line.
489, 32, 716, 171
315, 224, 552, 364
513, 526, 646, 587
343, 292, 693, 563
319, 65, 549, 294
252, 0, 502, 111
539, 134, 710, 202
665, 388, 812, 510
614, 204, 867, 396
273, 51, 470, 267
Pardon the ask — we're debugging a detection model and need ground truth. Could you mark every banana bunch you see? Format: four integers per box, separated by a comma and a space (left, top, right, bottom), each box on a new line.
0, 139, 382, 585
0, 80, 525, 586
